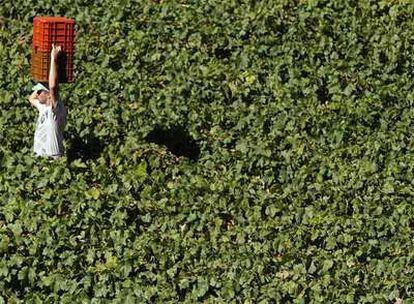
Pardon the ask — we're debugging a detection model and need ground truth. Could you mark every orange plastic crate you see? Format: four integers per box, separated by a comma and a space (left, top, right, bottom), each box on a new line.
31, 49, 74, 83
33, 16, 75, 53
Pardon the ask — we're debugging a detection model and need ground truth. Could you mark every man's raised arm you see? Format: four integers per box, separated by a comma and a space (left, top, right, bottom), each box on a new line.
49, 44, 61, 109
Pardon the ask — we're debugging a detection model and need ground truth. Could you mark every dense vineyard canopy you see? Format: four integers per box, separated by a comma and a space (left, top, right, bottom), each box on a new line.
0, 0, 413, 302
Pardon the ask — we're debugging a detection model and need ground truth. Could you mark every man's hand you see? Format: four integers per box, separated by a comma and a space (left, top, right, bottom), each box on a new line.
51, 43, 62, 61
29, 91, 39, 107
29, 91, 38, 100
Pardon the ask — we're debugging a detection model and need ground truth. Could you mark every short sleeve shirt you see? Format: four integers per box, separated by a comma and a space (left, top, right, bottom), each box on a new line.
33, 99, 67, 156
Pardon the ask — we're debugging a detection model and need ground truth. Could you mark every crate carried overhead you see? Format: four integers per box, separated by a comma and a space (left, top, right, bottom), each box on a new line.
31, 16, 75, 83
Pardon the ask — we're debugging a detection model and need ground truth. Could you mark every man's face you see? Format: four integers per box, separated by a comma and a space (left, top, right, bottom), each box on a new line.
37, 90, 50, 103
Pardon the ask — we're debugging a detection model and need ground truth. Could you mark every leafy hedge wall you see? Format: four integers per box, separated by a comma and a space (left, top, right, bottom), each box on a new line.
1, 0, 414, 302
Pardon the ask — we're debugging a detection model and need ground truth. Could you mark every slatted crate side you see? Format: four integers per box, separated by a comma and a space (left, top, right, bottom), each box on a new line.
31, 50, 74, 83
33, 17, 75, 52
33, 27, 75, 51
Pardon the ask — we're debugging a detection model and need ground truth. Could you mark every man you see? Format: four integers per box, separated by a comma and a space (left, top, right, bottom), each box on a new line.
29, 44, 67, 159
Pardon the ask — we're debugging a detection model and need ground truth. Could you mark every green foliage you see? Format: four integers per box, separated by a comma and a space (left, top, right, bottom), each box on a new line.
1, 0, 414, 302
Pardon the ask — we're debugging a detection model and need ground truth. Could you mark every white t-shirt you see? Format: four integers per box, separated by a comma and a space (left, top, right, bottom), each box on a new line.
33, 99, 67, 157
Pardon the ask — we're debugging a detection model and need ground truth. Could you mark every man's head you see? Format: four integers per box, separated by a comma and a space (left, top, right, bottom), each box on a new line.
32, 83, 50, 103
